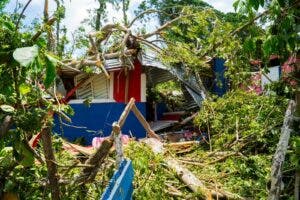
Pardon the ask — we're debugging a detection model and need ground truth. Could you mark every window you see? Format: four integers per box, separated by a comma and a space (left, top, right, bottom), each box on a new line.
75, 73, 110, 99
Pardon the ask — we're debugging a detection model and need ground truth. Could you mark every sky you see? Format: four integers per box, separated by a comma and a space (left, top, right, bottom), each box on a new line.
5, 0, 236, 34
4, 0, 236, 56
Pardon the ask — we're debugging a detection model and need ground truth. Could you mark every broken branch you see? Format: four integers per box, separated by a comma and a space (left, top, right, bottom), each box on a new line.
41, 126, 60, 200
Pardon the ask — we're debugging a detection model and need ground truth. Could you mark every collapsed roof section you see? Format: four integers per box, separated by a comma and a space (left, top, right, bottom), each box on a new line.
140, 51, 206, 107
59, 49, 207, 107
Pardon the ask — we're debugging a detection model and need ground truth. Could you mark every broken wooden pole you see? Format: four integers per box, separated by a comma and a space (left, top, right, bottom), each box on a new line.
118, 98, 135, 127
179, 113, 198, 125
268, 100, 296, 200
75, 98, 136, 183
112, 122, 123, 166
131, 104, 161, 140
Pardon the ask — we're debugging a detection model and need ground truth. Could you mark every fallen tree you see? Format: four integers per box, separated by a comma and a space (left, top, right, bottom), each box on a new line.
268, 100, 296, 200
143, 138, 244, 199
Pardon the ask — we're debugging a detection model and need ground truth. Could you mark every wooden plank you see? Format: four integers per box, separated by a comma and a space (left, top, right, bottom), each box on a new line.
118, 98, 135, 128
131, 104, 161, 140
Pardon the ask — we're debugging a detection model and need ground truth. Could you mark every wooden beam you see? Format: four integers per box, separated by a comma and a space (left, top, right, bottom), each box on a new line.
118, 98, 135, 128
131, 104, 161, 140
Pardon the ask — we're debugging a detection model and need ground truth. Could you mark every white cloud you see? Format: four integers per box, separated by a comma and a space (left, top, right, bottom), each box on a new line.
205, 0, 235, 13
63, 0, 97, 33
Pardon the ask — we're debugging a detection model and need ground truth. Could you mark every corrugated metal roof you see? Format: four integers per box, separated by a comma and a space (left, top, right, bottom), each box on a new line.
60, 50, 207, 107
140, 51, 207, 107
60, 57, 133, 77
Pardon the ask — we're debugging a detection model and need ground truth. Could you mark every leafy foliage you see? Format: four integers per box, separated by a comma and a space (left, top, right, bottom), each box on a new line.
195, 90, 288, 153
235, 0, 299, 61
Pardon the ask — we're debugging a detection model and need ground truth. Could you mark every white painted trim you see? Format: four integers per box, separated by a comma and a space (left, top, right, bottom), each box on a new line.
109, 72, 114, 100
141, 73, 146, 102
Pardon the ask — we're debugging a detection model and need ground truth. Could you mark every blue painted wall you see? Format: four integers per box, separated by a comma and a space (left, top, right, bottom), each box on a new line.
156, 103, 168, 120
53, 102, 146, 145
212, 58, 228, 96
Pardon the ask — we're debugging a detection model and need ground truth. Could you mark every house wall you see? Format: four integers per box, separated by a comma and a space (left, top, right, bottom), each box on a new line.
261, 66, 281, 90
212, 58, 228, 96
53, 102, 147, 145
113, 59, 142, 102
57, 60, 147, 145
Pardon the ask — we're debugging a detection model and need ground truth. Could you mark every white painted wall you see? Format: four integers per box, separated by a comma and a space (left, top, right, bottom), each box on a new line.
141, 73, 146, 102
261, 66, 280, 89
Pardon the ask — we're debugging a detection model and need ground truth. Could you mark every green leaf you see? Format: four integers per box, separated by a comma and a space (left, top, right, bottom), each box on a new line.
19, 143, 34, 167
3, 21, 15, 31
233, 0, 240, 11
0, 105, 15, 113
15, 142, 34, 167
44, 54, 57, 89
243, 37, 256, 53
259, 0, 264, 7
249, 0, 259, 10
0, 147, 14, 167
277, 0, 285, 7
19, 83, 31, 95
13, 45, 38, 67
45, 53, 59, 66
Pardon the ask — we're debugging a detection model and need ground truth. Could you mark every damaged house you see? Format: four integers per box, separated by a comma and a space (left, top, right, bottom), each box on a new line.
54, 50, 215, 144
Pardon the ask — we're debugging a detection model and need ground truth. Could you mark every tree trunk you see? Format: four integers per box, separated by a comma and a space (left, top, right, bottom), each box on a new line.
143, 138, 244, 199
122, 0, 128, 25
295, 171, 300, 200
295, 53, 300, 200
44, 0, 54, 51
0, 116, 13, 139
268, 100, 296, 200
75, 138, 114, 184
54, 0, 60, 55
41, 126, 60, 200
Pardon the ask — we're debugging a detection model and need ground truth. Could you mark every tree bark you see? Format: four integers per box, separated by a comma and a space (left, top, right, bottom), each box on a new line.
44, 0, 54, 52
268, 100, 296, 200
41, 126, 60, 200
295, 53, 300, 200
0, 116, 13, 139
75, 138, 114, 184
54, 0, 60, 55
295, 171, 300, 200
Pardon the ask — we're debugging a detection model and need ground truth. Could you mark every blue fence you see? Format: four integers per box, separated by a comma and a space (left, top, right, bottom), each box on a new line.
101, 159, 134, 200
53, 102, 146, 145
